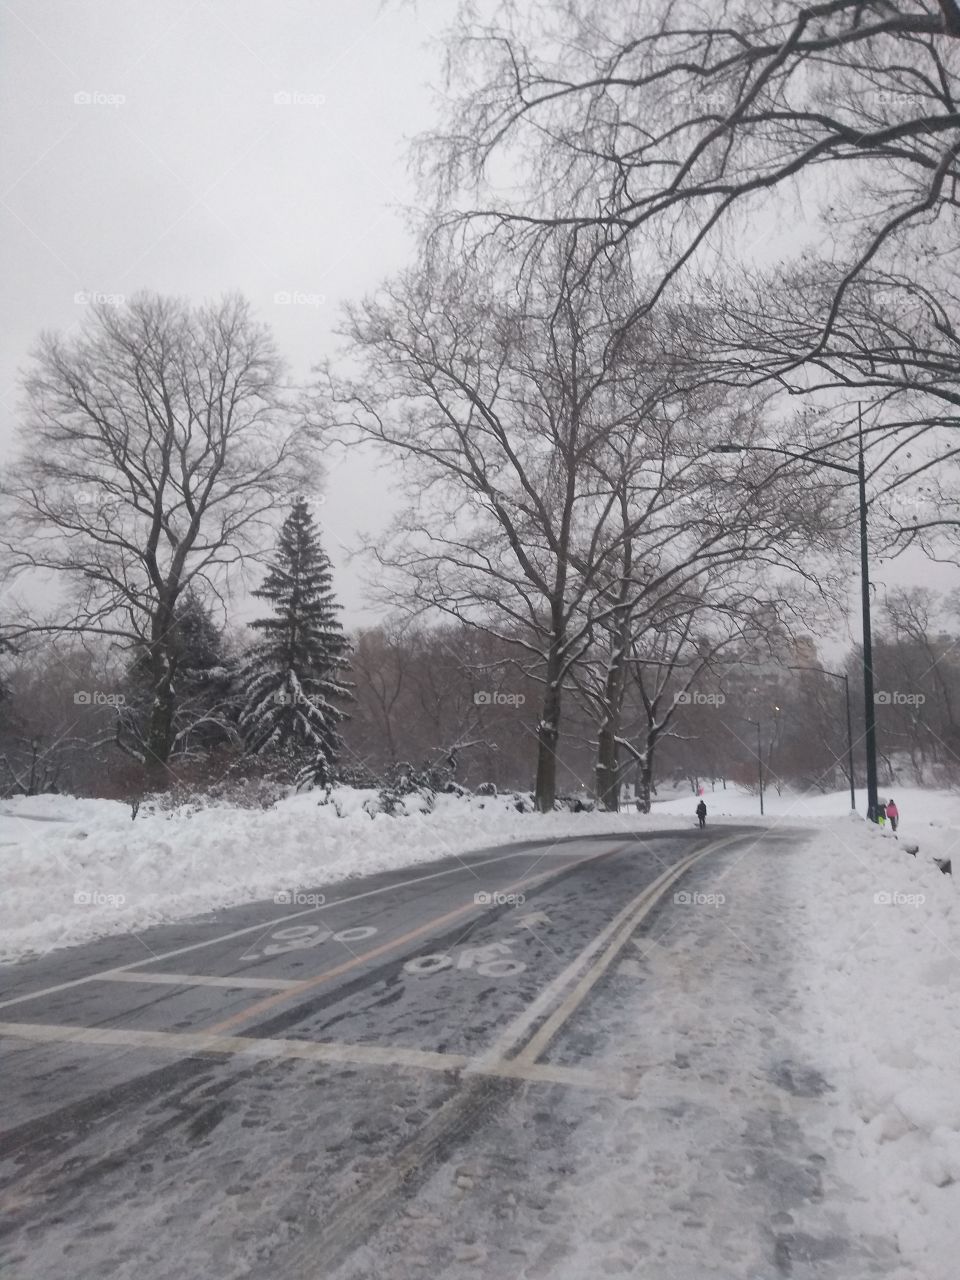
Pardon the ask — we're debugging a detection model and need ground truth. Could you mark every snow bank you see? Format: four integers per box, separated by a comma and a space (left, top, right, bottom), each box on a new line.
2, 783, 956, 964
786, 813, 960, 1276
0, 788, 635, 963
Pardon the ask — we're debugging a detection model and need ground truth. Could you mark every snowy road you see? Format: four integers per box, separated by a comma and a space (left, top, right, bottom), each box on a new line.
0, 825, 908, 1279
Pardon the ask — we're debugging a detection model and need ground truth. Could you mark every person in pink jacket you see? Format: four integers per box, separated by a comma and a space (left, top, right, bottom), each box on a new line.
886, 798, 899, 832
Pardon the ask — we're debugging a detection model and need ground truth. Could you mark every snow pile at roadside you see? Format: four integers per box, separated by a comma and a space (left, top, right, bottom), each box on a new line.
790, 816, 960, 1275
3, 782, 957, 968
0, 788, 637, 963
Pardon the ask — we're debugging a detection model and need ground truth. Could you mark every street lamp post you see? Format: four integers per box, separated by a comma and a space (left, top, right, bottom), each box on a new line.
856, 410, 881, 823
788, 664, 856, 810
739, 715, 764, 815
712, 405, 879, 821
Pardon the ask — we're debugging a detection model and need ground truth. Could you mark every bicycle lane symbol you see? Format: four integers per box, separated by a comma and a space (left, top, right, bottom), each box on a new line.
402, 941, 526, 978
240, 923, 378, 962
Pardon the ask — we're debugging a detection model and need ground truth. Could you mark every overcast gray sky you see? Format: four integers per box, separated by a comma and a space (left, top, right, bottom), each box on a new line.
1, 0, 453, 621
2, 0, 956, 645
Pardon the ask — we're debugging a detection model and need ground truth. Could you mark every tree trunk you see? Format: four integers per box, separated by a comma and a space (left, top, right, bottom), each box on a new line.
146, 683, 176, 770
635, 753, 655, 814
595, 641, 628, 812
534, 674, 562, 812
595, 721, 620, 811
535, 599, 569, 813
145, 624, 177, 772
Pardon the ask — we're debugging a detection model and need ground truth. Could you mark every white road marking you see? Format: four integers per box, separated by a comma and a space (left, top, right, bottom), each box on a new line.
466, 834, 741, 1075
0, 1021, 630, 1093
239, 923, 379, 962
0, 836, 742, 1103
402, 940, 527, 979
514, 846, 729, 1065
0, 1021, 467, 1073
206, 844, 629, 1037
0, 847, 570, 1012
93, 971, 304, 991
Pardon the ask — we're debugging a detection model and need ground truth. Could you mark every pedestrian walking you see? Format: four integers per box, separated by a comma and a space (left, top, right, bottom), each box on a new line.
886, 798, 899, 833
876, 801, 887, 828
696, 799, 707, 830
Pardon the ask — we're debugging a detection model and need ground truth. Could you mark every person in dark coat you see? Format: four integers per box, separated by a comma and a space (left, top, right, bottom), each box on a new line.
876, 801, 887, 827
696, 799, 707, 829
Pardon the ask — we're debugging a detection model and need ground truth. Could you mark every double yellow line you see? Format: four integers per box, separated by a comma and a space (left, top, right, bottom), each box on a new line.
468, 834, 740, 1079
206, 840, 633, 1035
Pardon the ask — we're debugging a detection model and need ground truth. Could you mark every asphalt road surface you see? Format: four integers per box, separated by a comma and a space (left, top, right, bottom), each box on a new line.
0, 824, 826, 1279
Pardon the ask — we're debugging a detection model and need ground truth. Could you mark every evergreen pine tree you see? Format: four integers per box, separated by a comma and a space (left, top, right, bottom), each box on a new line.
239, 499, 352, 782
168, 590, 237, 751
122, 589, 236, 758
122, 591, 239, 757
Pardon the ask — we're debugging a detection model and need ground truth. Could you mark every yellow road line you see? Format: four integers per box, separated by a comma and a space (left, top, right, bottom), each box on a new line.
0, 1021, 630, 1093
0, 847, 552, 1013
205, 843, 630, 1036
0, 836, 738, 1105
514, 845, 728, 1065
468, 834, 740, 1075
0, 1021, 469, 1075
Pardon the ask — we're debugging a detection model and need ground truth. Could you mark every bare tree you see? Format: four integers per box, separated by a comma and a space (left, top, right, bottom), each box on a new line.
320, 237, 652, 810
320, 231, 842, 809
1, 293, 315, 776
423, 2, 960, 551
873, 587, 960, 778
428, 2, 960, 314
579, 572, 795, 811
344, 622, 523, 788
0, 641, 120, 797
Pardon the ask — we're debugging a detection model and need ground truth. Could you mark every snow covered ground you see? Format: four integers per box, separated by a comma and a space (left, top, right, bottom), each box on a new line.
680, 785, 960, 1276
788, 817, 960, 1277
0, 782, 955, 964
322, 793, 960, 1280
2, 783, 958, 1274
0, 787, 636, 963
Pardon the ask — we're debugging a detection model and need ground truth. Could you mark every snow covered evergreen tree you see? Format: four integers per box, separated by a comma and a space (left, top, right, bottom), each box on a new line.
120, 590, 237, 761
239, 499, 352, 783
